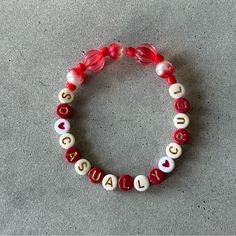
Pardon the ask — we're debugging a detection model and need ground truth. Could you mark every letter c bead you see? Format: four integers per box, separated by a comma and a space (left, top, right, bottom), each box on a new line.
166, 142, 182, 159
59, 133, 75, 149
74, 159, 91, 175
102, 174, 117, 191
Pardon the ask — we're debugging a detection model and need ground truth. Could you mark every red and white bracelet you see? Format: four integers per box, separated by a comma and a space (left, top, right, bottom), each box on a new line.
54, 42, 190, 192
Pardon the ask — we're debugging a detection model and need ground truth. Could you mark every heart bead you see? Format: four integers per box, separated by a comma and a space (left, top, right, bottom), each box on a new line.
158, 156, 175, 173
54, 119, 70, 134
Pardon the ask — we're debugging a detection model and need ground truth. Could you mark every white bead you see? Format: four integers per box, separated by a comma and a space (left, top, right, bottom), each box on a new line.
66, 70, 83, 87
59, 133, 75, 149
102, 174, 117, 191
173, 113, 189, 129
134, 175, 150, 192
54, 119, 70, 134
74, 159, 91, 175
169, 83, 185, 99
155, 60, 173, 78
166, 143, 182, 159
58, 88, 74, 103
158, 156, 175, 173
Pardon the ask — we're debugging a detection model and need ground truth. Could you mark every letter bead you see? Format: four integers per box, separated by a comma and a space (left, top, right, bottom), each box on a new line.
74, 159, 91, 175
58, 88, 74, 103
173, 113, 189, 129
166, 142, 182, 159
148, 168, 164, 185
65, 147, 81, 163
174, 97, 190, 113
118, 175, 134, 191
169, 83, 185, 99
173, 129, 190, 144
54, 119, 70, 134
88, 167, 104, 184
158, 156, 175, 173
59, 133, 75, 149
56, 103, 72, 118
102, 174, 118, 191
134, 175, 150, 192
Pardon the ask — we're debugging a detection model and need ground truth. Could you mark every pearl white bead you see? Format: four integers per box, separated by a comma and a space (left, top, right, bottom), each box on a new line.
134, 175, 150, 192
54, 119, 70, 134
102, 174, 117, 191
59, 133, 75, 149
58, 88, 74, 103
173, 113, 189, 129
166, 143, 182, 159
158, 156, 175, 173
66, 70, 83, 87
74, 159, 91, 175
169, 83, 185, 99
155, 60, 174, 78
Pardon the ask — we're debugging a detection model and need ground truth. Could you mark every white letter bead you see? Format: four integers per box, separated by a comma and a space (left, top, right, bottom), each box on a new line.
54, 119, 70, 134
173, 113, 189, 129
158, 156, 175, 173
74, 159, 91, 175
102, 174, 118, 191
59, 133, 75, 149
166, 143, 182, 159
169, 83, 185, 99
67, 70, 83, 87
58, 88, 74, 103
134, 175, 150, 192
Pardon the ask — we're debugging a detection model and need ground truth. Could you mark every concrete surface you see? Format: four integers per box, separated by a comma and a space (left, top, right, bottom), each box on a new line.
0, 0, 235, 235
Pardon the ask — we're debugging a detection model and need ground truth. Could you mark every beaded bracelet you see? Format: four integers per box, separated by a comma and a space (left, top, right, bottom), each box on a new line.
54, 42, 190, 192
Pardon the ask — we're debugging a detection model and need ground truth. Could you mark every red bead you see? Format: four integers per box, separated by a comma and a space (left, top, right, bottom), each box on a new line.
83, 50, 105, 72
134, 43, 157, 65
76, 63, 86, 72
56, 103, 72, 119
173, 129, 190, 145
126, 47, 136, 57
156, 61, 174, 78
154, 54, 164, 63
174, 98, 190, 113
148, 168, 164, 185
64, 147, 81, 163
118, 175, 134, 191
166, 75, 177, 85
88, 167, 104, 184
100, 47, 109, 56
108, 42, 125, 59
66, 83, 76, 91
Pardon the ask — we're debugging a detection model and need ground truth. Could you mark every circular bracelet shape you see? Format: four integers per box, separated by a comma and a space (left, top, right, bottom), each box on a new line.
54, 42, 191, 192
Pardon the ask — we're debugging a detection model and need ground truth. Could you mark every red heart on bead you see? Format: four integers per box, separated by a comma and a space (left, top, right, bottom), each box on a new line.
58, 122, 65, 130
162, 160, 170, 167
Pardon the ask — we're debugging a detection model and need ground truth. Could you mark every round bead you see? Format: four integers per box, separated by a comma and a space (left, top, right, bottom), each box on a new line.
64, 147, 81, 163
169, 83, 185, 99
108, 42, 125, 59
59, 133, 75, 149
66, 69, 84, 87
83, 50, 105, 72
56, 103, 72, 119
126, 47, 136, 57
102, 174, 117, 191
173, 129, 190, 144
166, 75, 177, 85
156, 61, 174, 78
54, 118, 70, 134
66, 83, 77, 91
76, 63, 86, 72
88, 167, 104, 184
100, 47, 109, 56
173, 113, 190, 129
58, 88, 74, 103
174, 97, 190, 113
166, 143, 182, 159
134, 43, 157, 64
134, 175, 150, 192
148, 168, 164, 185
158, 156, 175, 173
74, 159, 91, 175
118, 175, 134, 191
154, 54, 164, 63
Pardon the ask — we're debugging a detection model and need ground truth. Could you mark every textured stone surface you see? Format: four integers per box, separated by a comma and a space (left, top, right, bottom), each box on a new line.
0, 0, 235, 234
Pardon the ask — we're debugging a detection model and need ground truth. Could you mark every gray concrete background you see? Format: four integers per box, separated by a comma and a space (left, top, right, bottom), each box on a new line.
0, 0, 235, 235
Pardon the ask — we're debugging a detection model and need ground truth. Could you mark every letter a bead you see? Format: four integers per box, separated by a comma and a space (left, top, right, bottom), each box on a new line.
102, 174, 117, 191
134, 175, 150, 192
65, 147, 81, 163
74, 159, 91, 175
